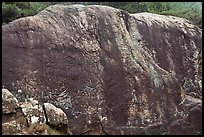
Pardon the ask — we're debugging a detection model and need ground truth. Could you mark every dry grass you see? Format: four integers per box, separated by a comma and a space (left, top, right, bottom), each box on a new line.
27, 123, 49, 134
16, 116, 28, 126
27, 123, 64, 135
48, 128, 63, 135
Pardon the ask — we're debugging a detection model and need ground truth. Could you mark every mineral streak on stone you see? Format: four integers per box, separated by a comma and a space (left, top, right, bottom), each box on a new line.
2, 4, 202, 135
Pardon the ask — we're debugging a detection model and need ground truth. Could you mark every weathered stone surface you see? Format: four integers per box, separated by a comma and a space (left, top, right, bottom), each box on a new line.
168, 119, 197, 135
2, 5, 202, 135
2, 88, 70, 135
43, 102, 68, 125
132, 13, 202, 98
166, 94, 202, 135
2, 109, 29, 135
20, 101, 46, 126
2, 88, 19, 114
179, 95, 202, 134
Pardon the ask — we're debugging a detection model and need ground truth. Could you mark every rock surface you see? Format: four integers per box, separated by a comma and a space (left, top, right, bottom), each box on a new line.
43, 103, 68, 125
20, 100, 46, 126
2, 88, 19, 113
2, 88, 69, 135
2, 5, 202, 135
180, 95, 202, 133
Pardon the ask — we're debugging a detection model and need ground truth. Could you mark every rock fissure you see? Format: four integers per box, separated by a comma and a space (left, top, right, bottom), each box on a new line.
42, 104, 49, 125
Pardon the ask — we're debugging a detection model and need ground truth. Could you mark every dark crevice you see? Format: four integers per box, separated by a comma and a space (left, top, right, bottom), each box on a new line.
100, 122, 109, 135
121, 10, 131, 33
42, 104, 49, 125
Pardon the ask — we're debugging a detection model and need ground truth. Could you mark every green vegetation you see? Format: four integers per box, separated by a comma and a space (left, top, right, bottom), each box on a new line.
2, 2, 47, 23
107, 2, 202, 28
2, 2, 21, 23
2, 2, 202, 28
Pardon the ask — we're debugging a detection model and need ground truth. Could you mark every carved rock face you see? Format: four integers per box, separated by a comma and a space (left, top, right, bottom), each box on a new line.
2, 5, 202, 135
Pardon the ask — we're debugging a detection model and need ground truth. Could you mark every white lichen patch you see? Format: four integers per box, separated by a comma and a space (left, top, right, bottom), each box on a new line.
31, 116, 39, 124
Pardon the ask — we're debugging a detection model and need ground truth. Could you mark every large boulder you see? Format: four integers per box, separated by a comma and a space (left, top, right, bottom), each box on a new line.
2, 5, 202, 134
43, 102, 70, 134
43, 102, 69, 126
2, 88, 19, 114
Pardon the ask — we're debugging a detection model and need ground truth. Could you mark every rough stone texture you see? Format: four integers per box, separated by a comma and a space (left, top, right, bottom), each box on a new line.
180, 95, 202, 133
2, 5, 202, 135
168, 119, 197, 135
43, 102, 68, 125
132, 13, 202, 99
2, 88, 19, 113
20, 100, 46, 126
2, 120, 28, 135
2, 88, 70, 135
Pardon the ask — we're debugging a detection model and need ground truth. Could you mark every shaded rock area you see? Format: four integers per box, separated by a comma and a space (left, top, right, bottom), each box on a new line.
176, 95, 202, 134
2, 88, 71, 135
2, 5, 202, 135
